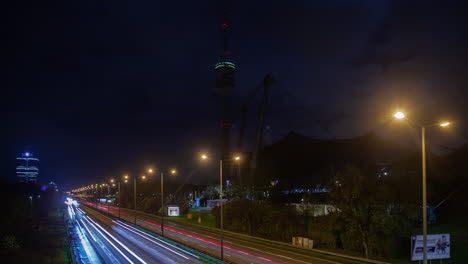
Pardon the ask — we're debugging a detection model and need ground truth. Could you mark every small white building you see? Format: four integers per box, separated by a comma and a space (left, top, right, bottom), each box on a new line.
291, 203, 337, 216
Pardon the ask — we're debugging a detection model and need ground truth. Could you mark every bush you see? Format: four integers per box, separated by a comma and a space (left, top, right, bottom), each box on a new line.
0, 236, 21, 249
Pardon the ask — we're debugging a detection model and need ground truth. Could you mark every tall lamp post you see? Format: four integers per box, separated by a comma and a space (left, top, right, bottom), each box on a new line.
124, 174, 146, 224
99, 184, 104, 208
103, 183, 110, 215
201, 153, 240, 261
109, 180, 117, 216
117, 181, 121, 218
148, 168, 176, 237
394, 111, 451, 264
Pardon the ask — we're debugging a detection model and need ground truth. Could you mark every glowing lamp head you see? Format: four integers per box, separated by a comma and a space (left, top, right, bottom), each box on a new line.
124, 179, 128, 183
170, 169, 176, 174
110, 179, 114, 183
148, 169, 153, 173
234, 156, 240, 161
142, 175, 146, 180
124, 175, 129, 179
25, 152, 30, 157
394, 111, 405, 120
201, 154, 208, 160
440, 122, 450, 127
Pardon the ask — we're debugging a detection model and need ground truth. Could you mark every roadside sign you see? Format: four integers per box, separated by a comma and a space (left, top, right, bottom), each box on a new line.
167, 205, 180, 217
411, 234, 450, 261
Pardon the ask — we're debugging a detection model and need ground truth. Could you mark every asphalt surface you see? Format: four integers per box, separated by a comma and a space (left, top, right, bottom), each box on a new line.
68, 201, 208, 264
83, 201, 351, 264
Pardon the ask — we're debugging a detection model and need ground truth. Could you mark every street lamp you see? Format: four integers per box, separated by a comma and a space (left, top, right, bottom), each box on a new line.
200, 153, 241, 261
394, 111, 451, 264
111, 178, 121, 218
148, 167, 177, 237
99, 184, 104, 208
124, 174, 146, 224
394, 111, 405, 120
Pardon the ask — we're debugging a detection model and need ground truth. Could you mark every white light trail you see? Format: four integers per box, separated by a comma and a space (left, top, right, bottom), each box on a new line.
76, 220, 101, 262
86, 216, 148, 264
113, 220, 192, 260
84, 217, 136, 264
80, 219, 97, 242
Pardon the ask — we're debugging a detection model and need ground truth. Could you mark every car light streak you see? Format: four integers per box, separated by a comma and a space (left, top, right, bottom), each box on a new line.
113, 220, 192, 260
83, 217, 136, 264
86, 216, 148, 264
80, 219, 98, 242
68, 204, 76, 218
145, 221, 284, 264
84, 201, 127, 215
75, 219, 101, 263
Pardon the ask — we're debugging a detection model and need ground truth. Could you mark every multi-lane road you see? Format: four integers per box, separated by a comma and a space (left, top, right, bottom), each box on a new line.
79, 200, 352, 264
67, 200, 214, 264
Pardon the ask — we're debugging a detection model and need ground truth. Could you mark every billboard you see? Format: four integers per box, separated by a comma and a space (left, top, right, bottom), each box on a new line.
167, 206, 180, 217
411, 234, 450, 261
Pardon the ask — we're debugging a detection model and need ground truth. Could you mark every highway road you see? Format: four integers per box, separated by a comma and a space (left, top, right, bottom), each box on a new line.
82, 201, 351, 264
67, 200, 211, 264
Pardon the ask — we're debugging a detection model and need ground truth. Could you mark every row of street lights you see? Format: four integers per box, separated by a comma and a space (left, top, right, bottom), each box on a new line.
73, 155, 238, 261
108, 168, 177, 229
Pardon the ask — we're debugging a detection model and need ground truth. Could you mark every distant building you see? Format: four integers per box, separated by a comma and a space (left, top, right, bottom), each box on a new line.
48, 181, 59, 192
16, 152, 39, 183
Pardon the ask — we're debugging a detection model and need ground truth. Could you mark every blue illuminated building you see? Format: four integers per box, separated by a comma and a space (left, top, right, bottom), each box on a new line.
16, 152, 39, 183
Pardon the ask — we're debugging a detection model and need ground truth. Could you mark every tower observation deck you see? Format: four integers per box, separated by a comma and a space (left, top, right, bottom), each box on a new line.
215, 23, 236, 94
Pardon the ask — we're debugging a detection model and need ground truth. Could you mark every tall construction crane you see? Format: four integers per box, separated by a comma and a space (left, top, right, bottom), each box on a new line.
236, 74, 273, 185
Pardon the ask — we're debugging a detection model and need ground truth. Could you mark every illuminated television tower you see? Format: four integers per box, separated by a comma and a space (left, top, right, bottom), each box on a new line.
16, 152, 39, 183
215, 17, 236, 160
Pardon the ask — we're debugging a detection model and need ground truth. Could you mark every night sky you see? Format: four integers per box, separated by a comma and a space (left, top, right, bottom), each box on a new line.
3, 0, 468, 189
